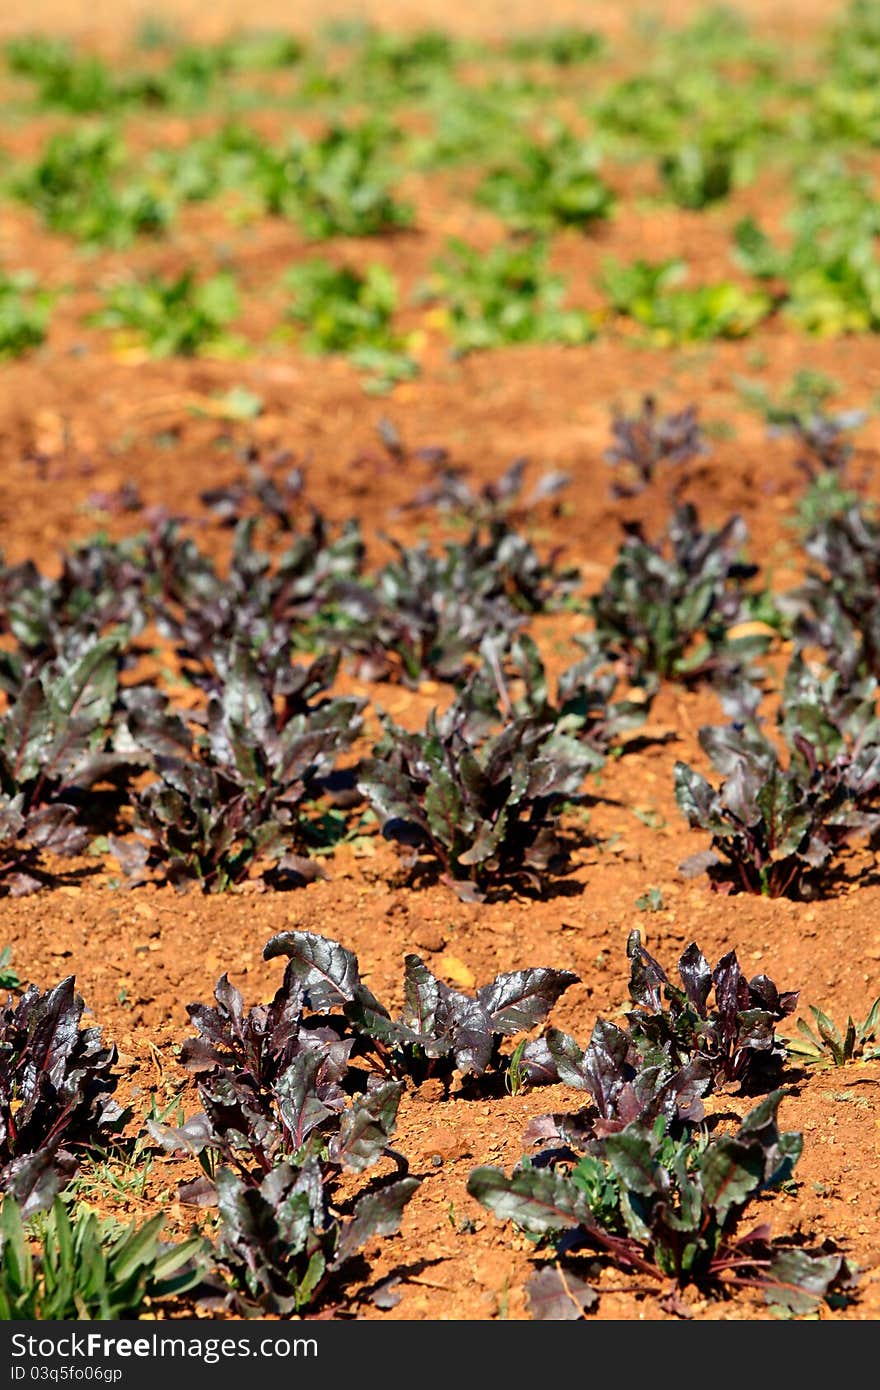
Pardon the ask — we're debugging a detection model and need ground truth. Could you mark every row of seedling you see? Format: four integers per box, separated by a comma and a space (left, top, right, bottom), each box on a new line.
1, 927, 874, 1317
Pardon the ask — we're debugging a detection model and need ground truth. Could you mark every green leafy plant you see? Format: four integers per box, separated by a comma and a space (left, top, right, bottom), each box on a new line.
636, 887, 665, 912
0, 273, 50, 358
807, 83, 880, 146
601, 258, 772, 343
504, 29, 604, 65
0, 948, 20, 990
0, 1197, 204, 1318
5, 35, 143, 112
738, 227, 880, 337
210, 30, 304, 72
735, 166, 880, 337
788, 998, 880, 1067
285, 259, 417, 391
410, 84, 538, 168
132, 43, 229, 107
338, 27, 459, 99
260, 121, 413, 238
809, 1, 880, 143
5, 30, 302, 113
476, 127, 614, 232
12, 127, 173, 246
826, 0, 880, 82
424, 238, 595, 353
148, 123, 276, 205
593, 61, 775, 152
657, 137, 738, 208
93, 271, 240, 357
594, 72, 708, 146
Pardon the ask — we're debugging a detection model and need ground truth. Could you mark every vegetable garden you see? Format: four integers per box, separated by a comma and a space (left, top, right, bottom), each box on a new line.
0, 0, 879, 1322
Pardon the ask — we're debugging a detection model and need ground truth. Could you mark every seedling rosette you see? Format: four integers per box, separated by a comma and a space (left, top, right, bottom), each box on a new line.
359, 699, 593, 900
262, 930, 579, 1086
468, 1092, 854, 1317
604, 395, 707, 498
675, 698, 880, 896
591, 504, 771, 712
214, 1159, 419, 1315
0, 977, 124, 1213
788, 998, 880, 1068
124, 645, 363, 891
516, 932, 796, 1118
0, 632, 130, 894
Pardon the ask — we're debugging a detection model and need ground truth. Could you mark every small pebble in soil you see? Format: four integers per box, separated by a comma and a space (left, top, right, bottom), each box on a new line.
414, 1078, 446, 1103
412, 923, 447, 953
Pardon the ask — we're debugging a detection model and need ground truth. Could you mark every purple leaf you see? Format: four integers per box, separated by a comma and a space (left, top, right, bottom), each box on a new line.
526, 1264, 598, 1319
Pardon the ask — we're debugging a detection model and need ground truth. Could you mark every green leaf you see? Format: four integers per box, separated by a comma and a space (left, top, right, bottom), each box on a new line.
467, 1164, 594, 1234
699, 1138, 765, 1224
329, 1081, 403, 1174
764, 1249, 845, 1315
0, 1199, 34, 1302
107, 1213, 165, 1282
331, 1177, 420, 1269
603, 1131, 659, 1197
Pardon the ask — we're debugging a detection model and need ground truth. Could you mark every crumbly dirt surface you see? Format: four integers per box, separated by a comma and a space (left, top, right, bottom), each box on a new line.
1, 0, 879, 1323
